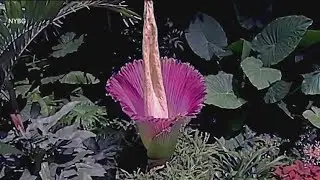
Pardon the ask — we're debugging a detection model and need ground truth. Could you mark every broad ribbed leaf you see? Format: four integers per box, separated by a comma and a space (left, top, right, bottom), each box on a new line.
228, 39, 243, 54
277, 100, 294, 119
19, 169, 37, 180
40, 75, 64, 84
39, 162, 53, 180
0, 142, 23, 155
241, 40, 252, 61
27, 101, 80, 136
251, 15, 313, 66
51, 32, 85, 58
264, 80, 292, 103
301, 71, 320, 95
232, 0, 272, 30
299, 30, 320, 48
241, 57, 282, 90
15, 79, 32, 98
205, 71, 246, 109
76, 162, 106, 178
185, 12, 229, 60
303, 106, 320, 128
59, 71, 100, 84
228, 39, 251, 60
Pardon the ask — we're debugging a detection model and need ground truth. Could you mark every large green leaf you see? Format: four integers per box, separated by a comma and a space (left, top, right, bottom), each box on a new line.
27, 101, 80, 136
301, 71, 320, 95
264, 80, 292, 103
15, 79, 32, 98
299, 30, 320, 48
277, 100, 294, 119
251, 15, 313, 66
59, 71, 100, 85
241, 57, 282, 90
40, 75, 64, 84
241, 39, 252, 61
0, 142, 23, 155
228, 39, 252, 61
205, 71, 246, 109
19, 169, 37, 180
39, 162, 53, 180
185, 12, 230, 60
51, 32, 85, 58
41, 71, 99, 85
228, 39, 243, 54
303, 106, 320, 128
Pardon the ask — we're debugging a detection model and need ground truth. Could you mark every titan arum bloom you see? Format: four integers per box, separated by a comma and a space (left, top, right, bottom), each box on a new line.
106, 0, 206, 165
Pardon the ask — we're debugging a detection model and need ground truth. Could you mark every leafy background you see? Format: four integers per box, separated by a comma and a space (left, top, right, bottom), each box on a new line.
0, 0, 320, 179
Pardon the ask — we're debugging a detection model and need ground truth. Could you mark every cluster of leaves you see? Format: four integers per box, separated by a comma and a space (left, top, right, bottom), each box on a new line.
0, 101, 125, 179
185, 12, 320, 128
212, 126, 288, 179
0, 1, 141, 179
0, 28, 136, 179
0, 0, 140, 105
116, 128, 218, 180
117, 126, 288, 180
12, 30, 109, 132
274, 160, 320, 180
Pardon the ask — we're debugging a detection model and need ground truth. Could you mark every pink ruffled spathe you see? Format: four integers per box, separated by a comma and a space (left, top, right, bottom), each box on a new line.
105, 57, 206, 160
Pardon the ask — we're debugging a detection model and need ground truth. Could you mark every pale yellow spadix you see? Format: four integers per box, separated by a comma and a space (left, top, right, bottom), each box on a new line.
142, 0, 168, 118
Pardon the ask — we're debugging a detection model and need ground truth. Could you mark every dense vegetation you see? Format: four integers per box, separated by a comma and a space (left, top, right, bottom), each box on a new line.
0, 0, 320, 179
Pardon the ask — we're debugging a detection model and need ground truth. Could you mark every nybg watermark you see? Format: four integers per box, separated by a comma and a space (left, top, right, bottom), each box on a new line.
7, 18, 26, 24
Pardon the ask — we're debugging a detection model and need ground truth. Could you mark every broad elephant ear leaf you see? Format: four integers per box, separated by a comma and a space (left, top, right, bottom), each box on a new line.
303, 106, 320, 128
228, 39, 243, 54
228, 39, 252, 60
301, 71, 320, 95
19, 169, 37, 180
185, 12, 230, 60
59, 71, 100, 85
0, 142, 23, 155
299, 30, 320, 48
264, 80, 292, 104
205, 71, 246, 109
41, 71, 99, 85
277, 100, 294, 119
51, 32, 85, 58
241, 57, 282, 90
39, 162, 53, 180
251, 15, 312, 66
27, 101, 80, 136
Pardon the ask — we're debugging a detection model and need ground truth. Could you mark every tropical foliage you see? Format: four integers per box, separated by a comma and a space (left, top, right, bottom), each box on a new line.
0, 0, 319, 179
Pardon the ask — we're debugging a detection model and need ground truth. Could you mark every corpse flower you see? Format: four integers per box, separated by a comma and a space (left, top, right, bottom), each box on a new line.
105, 0, 206, 165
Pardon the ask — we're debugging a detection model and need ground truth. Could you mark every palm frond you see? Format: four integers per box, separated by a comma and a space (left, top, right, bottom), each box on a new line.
0, 0, 139, 86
